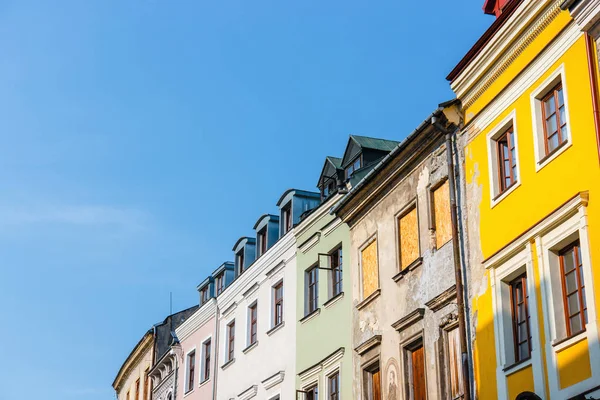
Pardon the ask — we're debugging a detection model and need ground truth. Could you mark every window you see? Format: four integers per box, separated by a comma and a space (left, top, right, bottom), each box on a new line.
306, 266, 319, 315
248, 303, 258, 345
542, 83, 568, 156
202, 339, 211, 382
364, 363, 381, 400
127, 391, 130, 400
143, 368, 150, 400
361, 238, 379, 299
273, 281, 284, 326
330, 246, 343, 298
135, 379, 140, 400
200, 286, 210, 305
328, 372, 340, 400
432, 181, 452, 248
405, 342, 426, 400
236, 249, 245, 276
345, 156, 362, 179
560, 241, 587, 337
227, 321, 235, 362
258, 228, 267, 256
324, 180, 336, 197
186, 350, 195, 392
509, 274, 531, 362
496, 126, 518, 193
445, 326, 464, 399
216, 273, 225, 296
398, 206, 419, 269
306, 384, 319, 400
282, 203, 292, 234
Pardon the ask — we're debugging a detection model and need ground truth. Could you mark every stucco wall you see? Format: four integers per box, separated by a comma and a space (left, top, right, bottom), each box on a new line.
116, 343, 153, 400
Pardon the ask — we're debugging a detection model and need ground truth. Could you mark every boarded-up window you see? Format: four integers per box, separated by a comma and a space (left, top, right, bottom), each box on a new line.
361, 239, 379, 299
399, 207, 419, 269
433, 181, 452, 248
447, 326, 464, 399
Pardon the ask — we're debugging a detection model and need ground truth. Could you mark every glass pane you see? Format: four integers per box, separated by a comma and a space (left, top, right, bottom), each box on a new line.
548, 134, 559, 152
563, 250, 576, 273
584, 309, 588, 324
561, 124, 569, 141
579, 266, 585, 286
519, 342, 529, 360
546, 116, 558, 135
512, 165, 518, 181
557, 88, 564, 106
570, 315, 583, 333
559, 106, 566, 126
545, 95, 556, 115
568, 293, 580, 315
565, 271, 578, 293
519, 321, 528, 339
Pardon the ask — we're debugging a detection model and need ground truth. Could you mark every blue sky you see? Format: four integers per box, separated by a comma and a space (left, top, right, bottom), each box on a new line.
0, 1, 492, 398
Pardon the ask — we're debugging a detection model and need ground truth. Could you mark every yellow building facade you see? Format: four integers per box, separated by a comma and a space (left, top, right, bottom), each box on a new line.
449, 0, 600, 398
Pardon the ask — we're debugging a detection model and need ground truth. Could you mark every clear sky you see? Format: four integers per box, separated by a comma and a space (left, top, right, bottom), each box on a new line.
0, 1, 493, 398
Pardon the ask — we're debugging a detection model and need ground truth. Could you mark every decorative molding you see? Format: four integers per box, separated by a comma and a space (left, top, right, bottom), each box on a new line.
323, 292, 344, 309
298, 347, 345, 379
242, 341, 259, 354
356, 289, 381, 310
391, 308, 425, 332
238, 384, 258, 400
392, 258, 423, 282
265, 261, 286, 278
266, 322, 285, 336
299, 308, 321, 324
242, 283, 259, 299
262, 371, 285, 390
461, 0, 563, 109
425, 285, 457, 312
354, 335, 382, 355
439, 312, 459, 328
299, 232, 321, 254
220, 302, 237, 319
321, 217, 343, 237
175, 300, 217, 342
113, 332, 153, 392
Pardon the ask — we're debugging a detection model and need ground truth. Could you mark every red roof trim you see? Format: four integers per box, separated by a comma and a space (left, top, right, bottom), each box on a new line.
446, 0, 524, 82
483, 0, 497, 15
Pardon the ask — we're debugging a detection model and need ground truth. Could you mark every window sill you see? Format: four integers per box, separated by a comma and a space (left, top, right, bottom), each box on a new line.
184, 388, 194, 397
242, 341, 258, 354
552, 329, 587, 351
299, 308, 321, 324
198, 377, 211, 389
266, 321, 285, 336
491, 181, 520, 208
356, 289, 381, 310
323, 292, 344, 309
221, 358, 235, 370
393, 258, 423, 282
502, 357, 532, 374
536, 139, 571, 172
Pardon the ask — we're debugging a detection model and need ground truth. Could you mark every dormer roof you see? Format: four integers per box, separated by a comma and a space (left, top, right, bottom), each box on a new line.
212, 261, 234, 277
483, 0, 514, 16
341, 135, 400, 168
196, 275, 214, 291
232, 236, 256, 253
253, 214, 279, 230
276, 188, 321, 207
318, 156, 343, 187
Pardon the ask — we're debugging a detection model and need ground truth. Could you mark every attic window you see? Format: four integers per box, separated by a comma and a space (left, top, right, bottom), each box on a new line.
345, 156, 362, 180
282, 203, 292, 235
236, 249, 245, 276
258, 228, 267, 256
200, 285, 210, 305
324, 180, 336, 197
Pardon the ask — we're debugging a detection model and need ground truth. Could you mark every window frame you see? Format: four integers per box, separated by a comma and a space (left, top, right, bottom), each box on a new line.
186, 349, 196, 393
215, 273, 225, 296
345, 155, 363, 180
362, 360, 381, 400
403, 338, 426, 400
135, 378, 140, 400
496, 126, 518, 193
258, 228, 268, 256
530, 65, 572, 171
226, 321, 235, 362
248, 302, 258, 346
358, 235, 379, 302
541, 83, 568, 157
328, 371, 340, 400
273, 281, 284, 327
329, 245, 343, 299
396, 201, 421, 271
442, 322, 464, 400
509, 274, 532, 364
559, 241, 587, 338
200, 285, 210, 305
430, 179, 453, 249
201, 338, 211, 383
282, 202, 292, 234
305, 265, 319, 315
305, 384, 319, 400
236, 249, 245, 276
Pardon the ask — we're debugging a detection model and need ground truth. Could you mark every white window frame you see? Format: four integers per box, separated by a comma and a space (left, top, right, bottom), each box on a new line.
247, 301, 258, 347
200, 336, 212, 385
271, 279, 284, 328
184, 346, 197, 393
530, 64, 573, 171
486, 110, 521, 207
325, 368, 341, 400
487, 245, 545, 399
224, 318, 235, 364
536, 204, 600, 398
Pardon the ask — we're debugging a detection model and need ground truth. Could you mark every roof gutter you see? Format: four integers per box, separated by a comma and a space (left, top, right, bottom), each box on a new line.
560, 0, 578, 10
330, 107, 444, 215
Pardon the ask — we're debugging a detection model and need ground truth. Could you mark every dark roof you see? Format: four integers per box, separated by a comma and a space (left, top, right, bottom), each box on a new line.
232, 236, 256, 252
317, 156, 343, 188
446, 0, 524, 82
153, 305, 199, 363
326, 156, 342, 169
212, 261, 234, 276
252, 214, 279, 230
276, 188, 320, 207
350, 135, 400, 152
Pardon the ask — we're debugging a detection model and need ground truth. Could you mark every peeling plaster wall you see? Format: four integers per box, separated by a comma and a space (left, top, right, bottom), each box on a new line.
347, 137, 460, 400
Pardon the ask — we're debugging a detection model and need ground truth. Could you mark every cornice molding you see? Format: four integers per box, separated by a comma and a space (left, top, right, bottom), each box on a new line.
113, 333, 153, 392
425, 285, 457, 312
354, 335, 382, 355
391, 308, 425, 333
238, 384, 258, 400
175, 299, 217, 342
262, 371, 285, 390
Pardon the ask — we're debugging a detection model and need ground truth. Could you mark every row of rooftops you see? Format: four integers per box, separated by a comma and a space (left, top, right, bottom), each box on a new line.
194, 134, 401, 306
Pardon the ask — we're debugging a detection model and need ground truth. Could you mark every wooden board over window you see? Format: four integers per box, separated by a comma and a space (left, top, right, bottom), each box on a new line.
433, 181, 452, 248
399, 207, 419, 269
361, 239, 379, 299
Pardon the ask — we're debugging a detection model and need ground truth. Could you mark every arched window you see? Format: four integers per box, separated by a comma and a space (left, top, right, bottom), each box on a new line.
167, 393, 173, 400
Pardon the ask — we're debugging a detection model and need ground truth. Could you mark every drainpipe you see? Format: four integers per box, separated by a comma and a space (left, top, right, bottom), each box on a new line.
432, 116, 472, 400
584, 33, 600, 164
212, 304, 220, 400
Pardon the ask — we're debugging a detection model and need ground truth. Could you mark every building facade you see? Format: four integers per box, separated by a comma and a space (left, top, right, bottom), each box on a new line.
448, 0, 600, 398
215, 189, 320, 400
295, 182, 351, 398
113, 331, 155, 400
332, 114, 468, 400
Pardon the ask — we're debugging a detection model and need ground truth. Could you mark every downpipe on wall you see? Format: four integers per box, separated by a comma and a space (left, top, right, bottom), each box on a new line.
432, 116, 472, 400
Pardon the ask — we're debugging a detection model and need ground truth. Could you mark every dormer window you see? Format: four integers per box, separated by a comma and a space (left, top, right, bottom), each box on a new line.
323, 180, 336, 198
345, 156, 362, 180
215, 273, 225, 296
282, 203, 292, 235
258, 228, 267, 256
200, 286, 210, 305
236, 249, 245, 276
